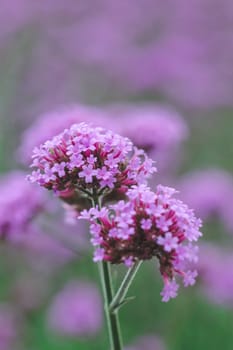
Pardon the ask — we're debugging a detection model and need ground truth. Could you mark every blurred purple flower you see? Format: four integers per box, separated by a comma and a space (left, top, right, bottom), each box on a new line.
178, 169, 233, 232
1, 0, 233, 115
0, 171, 45, 239
0, 171, 87, 266
198, 244, 233, 306
47, 280, 103, 337
107, 104, 188, 173
125, 334, 166, 350
19, 104, 112, 164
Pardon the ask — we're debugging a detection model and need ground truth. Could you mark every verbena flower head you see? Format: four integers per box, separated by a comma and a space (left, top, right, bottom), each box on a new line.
0, 171, 45, 239
81, 184, 202, 302
28, 122, 156, 208
19, 104, 112, 164
47, 280, 103, 337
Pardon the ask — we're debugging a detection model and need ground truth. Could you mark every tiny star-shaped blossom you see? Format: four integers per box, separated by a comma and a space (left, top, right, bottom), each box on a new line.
157, 232, 178, 252
156, 216, 172, 231
52, 162, 66, 177
123, 256, 134, 267
183, 270, 198, 287
140, 218, 152, 230
79, 165, 96, 183
161, 280, 179, 302
44, 167, 56, 182
93, 248, 105, 262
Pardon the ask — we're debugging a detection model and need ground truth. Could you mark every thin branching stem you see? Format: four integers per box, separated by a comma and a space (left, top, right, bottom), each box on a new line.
109, 261, 142, 314
92, 195, 123, 350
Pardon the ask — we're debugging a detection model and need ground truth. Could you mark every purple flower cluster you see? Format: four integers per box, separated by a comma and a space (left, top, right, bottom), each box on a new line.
20, 103, 187, 179
110, 104, 188, 154
80, 184, 202, 302
109, 104, 188, 173
28, 122, 156, 207
47, 280, 103, 337
0, 171, 45, 239
198, 244, 233, 306
19, 104, 111, 164
28, 121, 202, 302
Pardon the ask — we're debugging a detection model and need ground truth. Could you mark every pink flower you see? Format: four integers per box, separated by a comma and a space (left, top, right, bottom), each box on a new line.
161, 280, 179, 302
52, 162, 66, 177
28, 122, 156, 209
140, 218, 152, 230
83, 184, 202, 301
93, 247, 105, 262
156, 216, 173, 231
157, 232, 178, 252
123, 256, 134, 268
79, 164, 96, 183
183, 270, 198, 287
19, 104, 112, 164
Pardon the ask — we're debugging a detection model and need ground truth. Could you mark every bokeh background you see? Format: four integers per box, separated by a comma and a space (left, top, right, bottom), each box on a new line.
0, 1, 233, 349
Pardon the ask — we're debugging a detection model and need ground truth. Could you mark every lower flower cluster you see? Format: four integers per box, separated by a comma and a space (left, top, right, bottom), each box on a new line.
80, 184, 202, 302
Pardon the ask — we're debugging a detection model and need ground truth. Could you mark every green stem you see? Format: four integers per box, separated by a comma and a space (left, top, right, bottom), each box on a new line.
92, 194, 123, 350
110, 261, 142, 313
99, 261, 123, 350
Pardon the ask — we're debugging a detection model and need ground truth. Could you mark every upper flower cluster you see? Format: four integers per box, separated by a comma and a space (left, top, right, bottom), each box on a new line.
28, 123, 156, 206
81, 184, 202, 301
19, 105, 112, 164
